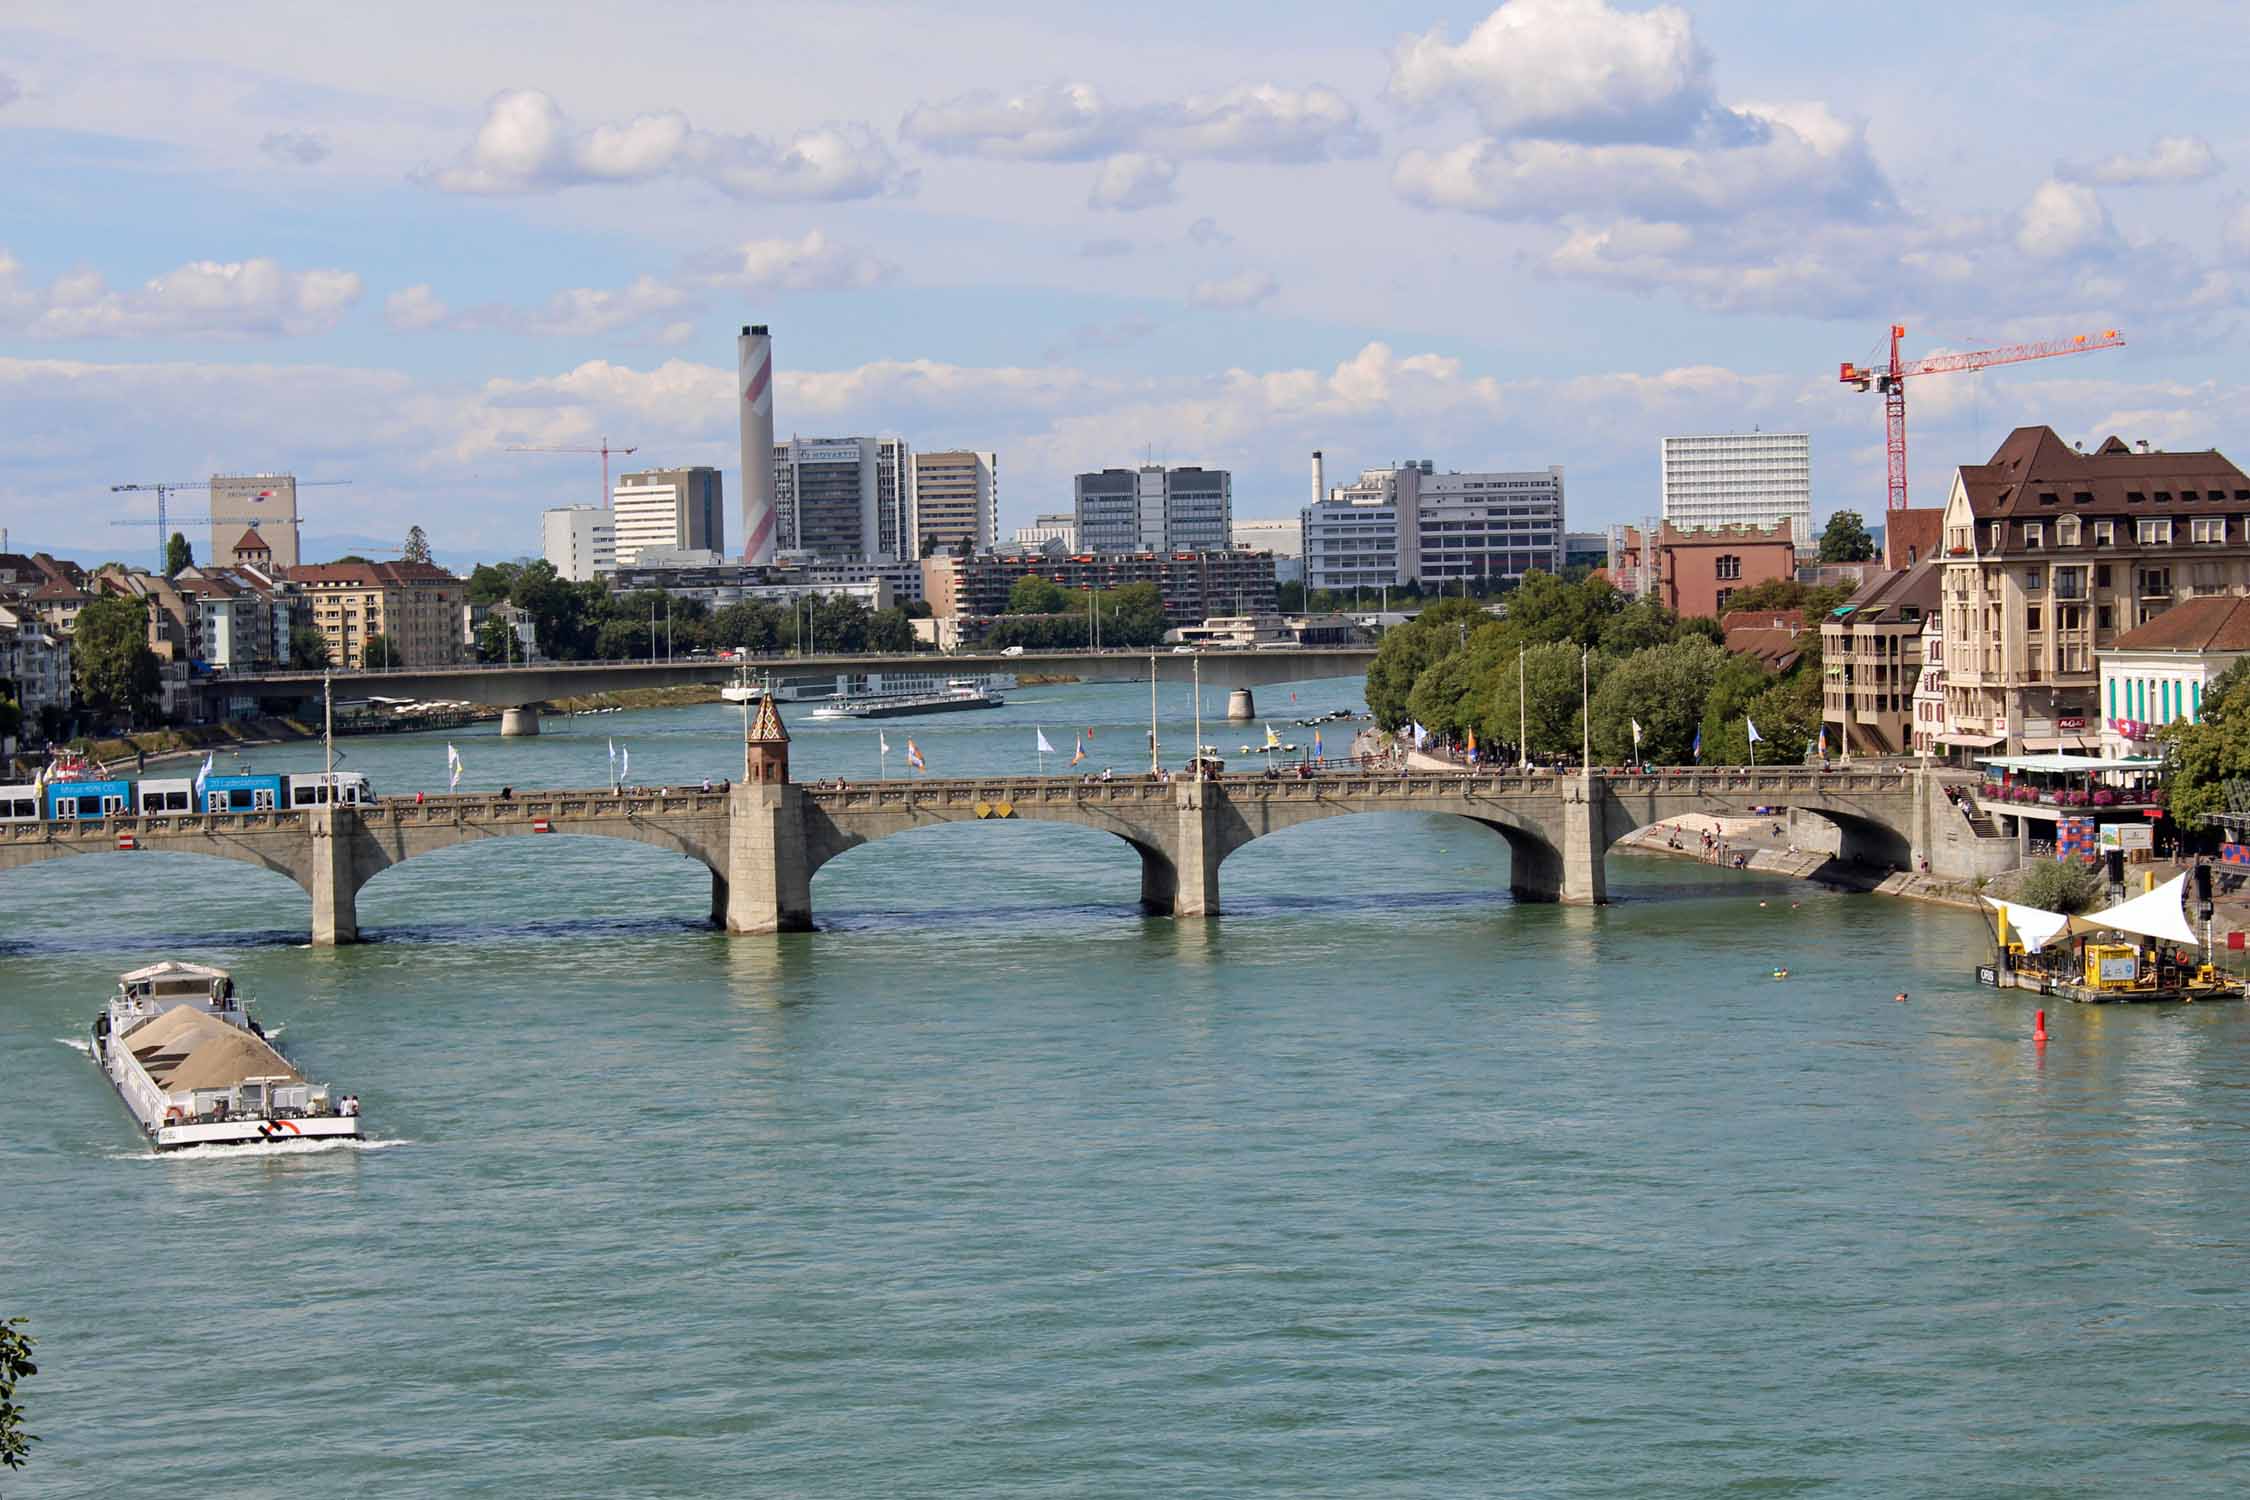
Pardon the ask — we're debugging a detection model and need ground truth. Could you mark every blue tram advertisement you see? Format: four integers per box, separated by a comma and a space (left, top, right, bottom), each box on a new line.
0, 770, 375, 823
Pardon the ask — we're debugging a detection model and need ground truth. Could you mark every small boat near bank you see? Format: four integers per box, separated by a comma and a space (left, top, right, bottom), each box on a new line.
91, 962, 363, 1151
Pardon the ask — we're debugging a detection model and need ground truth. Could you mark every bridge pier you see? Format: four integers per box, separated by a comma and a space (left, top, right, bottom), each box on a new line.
1559, 774, 1609, 905
1170, 782, 1225, 916
500, 706, 541, 736
307, 805, 362, 946
1226, 688, 1255, 722
724, 782, 814, 934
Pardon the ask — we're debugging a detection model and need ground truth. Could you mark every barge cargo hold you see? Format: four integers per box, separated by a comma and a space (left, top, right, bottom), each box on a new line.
91, 962, 363, 1151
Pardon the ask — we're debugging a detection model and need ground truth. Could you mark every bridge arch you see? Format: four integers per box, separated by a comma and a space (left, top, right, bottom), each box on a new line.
803, 803, 1186, 914
0, 832, 313, 892
1205, 798, 1573, 904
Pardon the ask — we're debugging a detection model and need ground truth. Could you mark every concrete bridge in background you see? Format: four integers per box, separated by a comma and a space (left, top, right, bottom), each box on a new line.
192, 646, 1379, 728
0, 764, 1987, 946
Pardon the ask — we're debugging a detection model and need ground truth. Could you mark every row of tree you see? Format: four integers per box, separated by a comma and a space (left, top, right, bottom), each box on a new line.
466, 560, 925, 662
1366, 572, 1836, 766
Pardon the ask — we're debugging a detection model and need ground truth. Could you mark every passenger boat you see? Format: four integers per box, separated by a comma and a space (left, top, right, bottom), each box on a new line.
91, 962, 363, 1150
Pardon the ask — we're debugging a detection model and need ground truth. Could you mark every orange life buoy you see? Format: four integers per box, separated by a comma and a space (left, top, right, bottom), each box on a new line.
163, 1106, 185, 1125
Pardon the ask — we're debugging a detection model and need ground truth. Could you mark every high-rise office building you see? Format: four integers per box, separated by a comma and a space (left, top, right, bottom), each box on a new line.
1074, 465, 1232, 553
1660, 432, 1812, 543
611, 467, 724, 567
541, 505, 618, 582
912, 450, 998, 557
211, 474, 302, 571
1300, 461, 1564, 591
773, 436, 914, 562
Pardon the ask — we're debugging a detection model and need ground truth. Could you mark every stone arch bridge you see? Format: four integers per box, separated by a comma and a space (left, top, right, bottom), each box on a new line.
0, 766, 1960, 945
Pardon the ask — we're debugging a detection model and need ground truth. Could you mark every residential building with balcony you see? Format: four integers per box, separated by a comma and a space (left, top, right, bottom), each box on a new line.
1820, 561, 1939, 756
1911, 616, 1947, 758
290, 560, 469, 668
1938, 427, 2250, 753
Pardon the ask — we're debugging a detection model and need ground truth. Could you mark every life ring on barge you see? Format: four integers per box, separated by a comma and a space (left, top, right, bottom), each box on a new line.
162, 1106, 185, 1125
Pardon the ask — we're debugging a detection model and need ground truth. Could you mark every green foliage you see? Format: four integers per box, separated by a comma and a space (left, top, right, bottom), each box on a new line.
466, 561, 524, 605
710, 601, 784, 655
1365, 597, 1489, 728
1715, 577, 1854, 620
475, 615, 519, 662
1480, 640, 1602, 760
595, 617, 648, 660
1007, 575, 1070, 614
868, 607, 917, 653
1819, 510, 1877, 563
1589, 638, 1727, 763
1700, 669, 1822, 765
0, 696, 19, 741
287, 625, 332, 670
1, 1315, 36, 1475
2162, 657, 2250, 829
401, 525, 433, 564
2015, 859, 2107, 915
70, 593, 160, 729
163, 531, 192, 578
360, 634, 401, 669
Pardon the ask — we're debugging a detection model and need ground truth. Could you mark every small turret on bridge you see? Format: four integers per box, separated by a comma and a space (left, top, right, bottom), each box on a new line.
1, 694, 1968, 944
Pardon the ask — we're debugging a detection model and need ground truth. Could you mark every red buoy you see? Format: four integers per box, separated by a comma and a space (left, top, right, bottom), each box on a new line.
2034, 1009, 2049, 1043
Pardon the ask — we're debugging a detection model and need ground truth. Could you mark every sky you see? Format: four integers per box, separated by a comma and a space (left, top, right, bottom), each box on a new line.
3, 0, 2248, 569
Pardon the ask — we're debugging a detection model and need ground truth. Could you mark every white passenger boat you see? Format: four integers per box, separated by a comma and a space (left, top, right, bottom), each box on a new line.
91, 962, 362, 1152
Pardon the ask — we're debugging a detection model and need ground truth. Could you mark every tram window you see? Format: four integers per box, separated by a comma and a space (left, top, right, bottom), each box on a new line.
253, 789, 276, 810
102, 795, 129, 815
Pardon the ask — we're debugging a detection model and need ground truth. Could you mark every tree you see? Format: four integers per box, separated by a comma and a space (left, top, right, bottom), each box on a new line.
288, 625, 333, 670
1711, 577, 1853, 620
2163, 657, 2250, 831
2016, 859, 2106, 915
1478, 640, 1602, 762
475, 615, 519, 662
508, 561, 595, 659
163, 531, 192, 578
0, 695, 19, 742
1589, 638, 1727, 764
1819, 510, 1877, 563
711, 601, 783, 655
70, 593, 160, 729
867, 606, 917, 653
360, 634, 401, 669
1364, 597, 1488, 727
594, 618, 648, 660
1, 1315, 34, 1479
401, 526, 433, 565
466, 561, 525, 605
1007, 575, 1070, 615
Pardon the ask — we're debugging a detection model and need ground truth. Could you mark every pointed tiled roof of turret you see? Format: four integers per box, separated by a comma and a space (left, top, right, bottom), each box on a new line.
749, 693, 790, 742
231, 527, 270, 555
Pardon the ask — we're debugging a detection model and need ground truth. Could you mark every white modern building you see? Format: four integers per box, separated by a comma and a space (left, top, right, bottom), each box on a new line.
541, 505, 617, 582
912, 450, 998, 557
774, 436, 914, 563
1660, 432, 1812, 544
1075, 466, 1231, 554
1012, 513, 1076, 550
1231, 518, 1302, 556
612, 467, 724, 568
1300, 460, 1564, 592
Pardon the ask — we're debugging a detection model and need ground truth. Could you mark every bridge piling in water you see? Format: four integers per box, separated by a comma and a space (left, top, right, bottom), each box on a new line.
499, 706, 540, 736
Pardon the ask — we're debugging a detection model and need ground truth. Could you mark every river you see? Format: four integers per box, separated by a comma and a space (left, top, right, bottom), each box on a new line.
6, 674, 2250, 1496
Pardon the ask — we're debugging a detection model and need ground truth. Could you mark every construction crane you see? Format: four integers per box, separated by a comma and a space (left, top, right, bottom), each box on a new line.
506, 436, 640, 508
1840, 325, 2125, 511
111, 479, 353, 570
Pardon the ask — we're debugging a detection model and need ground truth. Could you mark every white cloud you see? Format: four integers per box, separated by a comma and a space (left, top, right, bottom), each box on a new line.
429, 89, 913, 201
1389, 0, 1712, 143
1187, 217, 1232, 247
2016, 178, 2114, 259
1191, 270, 1279, 309
1395, 102, 1891, 223
384, 284, 449, 331
2064, 135, 2217, 187
259, 129, 331, 165
460, 275, 687, 336
900, 80, 1372, 165
0, 249, 361, 339
695, 231, 897, 291
1088, 153, 1178, 212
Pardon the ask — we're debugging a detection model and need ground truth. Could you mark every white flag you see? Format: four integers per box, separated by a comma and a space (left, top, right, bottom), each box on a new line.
607, 738, 618, 783
880, 730, 892, 756
1036, 727, 1056, 755
1630, 718, 1643, 748
1264, 722, 1281, 749
193, 751, 214, 806
620, 746, 630, 782
446, 743, 463, 790
1746, 717, 1764, 745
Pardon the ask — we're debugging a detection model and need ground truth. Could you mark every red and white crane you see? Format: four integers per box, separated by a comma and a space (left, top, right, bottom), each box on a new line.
506, 436, 640, 508
1839, 324, 2125, 511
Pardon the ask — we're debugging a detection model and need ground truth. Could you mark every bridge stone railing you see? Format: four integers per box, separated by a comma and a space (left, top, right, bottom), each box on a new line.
0, 809, 312, 846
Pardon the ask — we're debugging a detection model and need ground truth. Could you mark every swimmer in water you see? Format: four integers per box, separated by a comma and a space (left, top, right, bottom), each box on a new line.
1772, 968, 1790, 979
1895, 992, 1909, 1003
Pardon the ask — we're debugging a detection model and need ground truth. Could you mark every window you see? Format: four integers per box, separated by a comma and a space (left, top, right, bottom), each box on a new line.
1714, 554, 1742, 580
2094, 520, 2114, 546
2023, 569, 2043, 592
2024, 523, 2044, 548
2025, 605, 2043, 632
2058, 517, 2081, 546
1989, 522, 2004, 549
2139, 518, 2173, 544
2191, 517, 2225, 543
2139, 566, 2172, 596
1714, 588, 1734, 610
2055, 567, 2085, 599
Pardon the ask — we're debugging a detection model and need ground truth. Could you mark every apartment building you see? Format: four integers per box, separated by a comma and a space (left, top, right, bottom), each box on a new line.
774, 437, 913, 562
542, 505, 618, 582
1300, 461, 1564, 592
0, 603, 71, 728
2097, 594, 2250, 757
291, 560, 469, 668
921, 550, 1277, 625
1820, 561, 1939, 756
1939, 427, 2250, 752
611, 468, 723, 568
1911, 616, 1947, 757
1660, 432, 1812, 545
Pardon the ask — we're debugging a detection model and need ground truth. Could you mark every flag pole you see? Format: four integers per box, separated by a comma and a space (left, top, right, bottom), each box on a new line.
1748, 714, 1757, 768
1518, 645, 1528, 769
1149, 649, 1159, 775
1193, 653, 1204, 782
1580, 649, 1590, 770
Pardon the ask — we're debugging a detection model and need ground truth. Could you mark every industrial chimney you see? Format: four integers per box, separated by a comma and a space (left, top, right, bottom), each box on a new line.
1311, 450, 1325, 506
738, 325, 778, 564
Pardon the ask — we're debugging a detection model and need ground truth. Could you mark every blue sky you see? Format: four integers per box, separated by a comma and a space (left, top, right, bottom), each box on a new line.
2, 0, 2246, 566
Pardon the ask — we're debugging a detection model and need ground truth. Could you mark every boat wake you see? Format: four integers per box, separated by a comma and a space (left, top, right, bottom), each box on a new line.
116, 1136, 411, 1162
54, 1036, 93, 1055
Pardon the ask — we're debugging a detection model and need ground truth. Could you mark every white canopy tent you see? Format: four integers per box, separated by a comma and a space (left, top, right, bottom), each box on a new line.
1983, 873, 2202, 954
